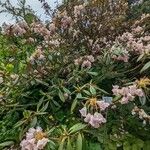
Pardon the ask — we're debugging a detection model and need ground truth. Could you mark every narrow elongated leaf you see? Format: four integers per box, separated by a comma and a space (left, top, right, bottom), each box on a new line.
139, 95, 146, 105
46, 140, 56, 150
63, 87, 71, 94
0, 141, 14, 147
69, 123, 87, 134
95, 87, 109, 94
30, 116, 37, 127
137, 54, 144, 62
35, 79, 49, 87
37, 97, 44, 111
87, 72, 98, 76
59, 90, 65, 102
76, 133, 82, 150
140, 61, 150, 72
14, 120, 26, 128
41, 101, 49, 112
58, 137, 67, 150
71, 98, 78, 113
67, 138, 72, 150
90, 85, 96, 95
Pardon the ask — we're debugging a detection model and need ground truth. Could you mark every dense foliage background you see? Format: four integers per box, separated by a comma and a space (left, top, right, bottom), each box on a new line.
0, 0, 150, 149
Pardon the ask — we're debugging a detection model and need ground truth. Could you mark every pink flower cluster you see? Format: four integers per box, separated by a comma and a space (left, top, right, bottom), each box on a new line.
79, 100, 109, 128
112, 85, 144, 104
31, 22, 51, 40
132, 106, 150, 125
118, 15, 150, 54
61, 16, 72, 29
74, 4, 85, 18
29, 46, 45, 64
74, 55, 95, 69
20, 127, 49, 150
3, 21, 28, 36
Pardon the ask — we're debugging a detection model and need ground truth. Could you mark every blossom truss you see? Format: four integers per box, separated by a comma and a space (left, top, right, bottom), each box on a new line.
112, 84, 144, 104
20, 127, 49, 150
79, 98, 110, 128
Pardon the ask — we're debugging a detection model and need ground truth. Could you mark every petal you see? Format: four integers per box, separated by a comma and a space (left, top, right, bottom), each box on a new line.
79, 107, 87, 117
37, 138, 49, 149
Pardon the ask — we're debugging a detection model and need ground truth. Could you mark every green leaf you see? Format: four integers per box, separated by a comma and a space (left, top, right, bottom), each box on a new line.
88, 142, 102, 150
83, 90, 91, 96
69, 123, 87, 134
136, 139, 144, 148
108, 142, 117, 150
123, 142, 131, 150
0, 141, 14, 147
46, 140, 56, 150
35, 79, 49, 87
30, 116, 37, 127
71, 98, 78, 113
24, 13, 37, 24
87, 72, 98, 76
63, 87, 71, 94
67, 138, 72, 150
95, 87, 109, 94
58, 137, 67, 150
131, 144, 138, 150
90, 85, 96, 95
76, 133, 82, 150
37, 97, 44, 111
14, 120, 26, 128
137, 53, 144, 62
59, 90, 65, 102
139, 94, 146, 105
40, 101, 49, 112
6, 64, 14, 72
140, 61, 150, 72
76, 93, 83, 99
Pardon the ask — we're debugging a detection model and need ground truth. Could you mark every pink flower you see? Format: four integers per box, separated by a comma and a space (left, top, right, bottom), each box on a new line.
81, 60, 92, 69
113, 84, 143, 104
132, 26, 143, 34
26, 128, 36, 139
129, 85, 137, 95
135, 89, 144, 97
79, 107, 87, 117
20, 139, 36, 150
143, 36, 150, 42
126, 93, 135, 101
20, 127, 49, 150
84, 113, 92, 123
37, 138, 49, 149
112, 85, 120, 95
119, 87, 129, 96
49, 23, 56, 34
61, 16, 72, 29
96, 101, 110, 111
82, 112, 106, 128
89, 112, 106, 128
86, 55, 95, 62
120, 97, 129, 104
74, 58, 82, 66
74, 5, 85, 17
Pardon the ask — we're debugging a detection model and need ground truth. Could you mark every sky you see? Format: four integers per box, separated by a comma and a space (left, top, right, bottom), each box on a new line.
0, 0, 62, 26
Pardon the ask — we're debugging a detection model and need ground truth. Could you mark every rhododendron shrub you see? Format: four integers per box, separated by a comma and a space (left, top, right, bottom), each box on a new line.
0, 0, 150, 149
